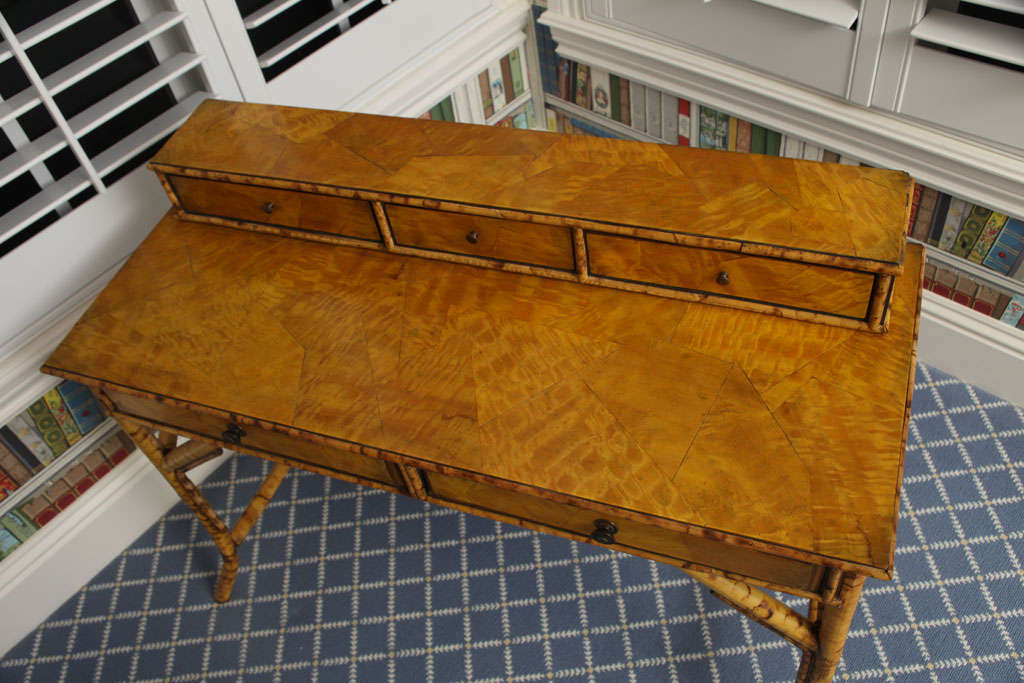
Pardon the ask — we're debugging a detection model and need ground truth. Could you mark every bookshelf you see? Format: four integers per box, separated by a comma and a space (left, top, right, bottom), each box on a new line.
538, 0, 1024, 406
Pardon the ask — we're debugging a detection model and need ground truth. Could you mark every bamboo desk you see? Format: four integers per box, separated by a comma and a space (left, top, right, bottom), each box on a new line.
42, 103, 922, 682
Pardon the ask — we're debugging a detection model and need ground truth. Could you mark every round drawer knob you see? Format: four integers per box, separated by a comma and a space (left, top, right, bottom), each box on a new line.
716, 271, 730, 286
221, 423, 246, 445
465, 230, 480, 244
589, 519, 618, 545
261, 201, 275, 215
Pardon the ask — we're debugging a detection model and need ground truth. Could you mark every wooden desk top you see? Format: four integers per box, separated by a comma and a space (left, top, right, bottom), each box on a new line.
151, 99, 911, 270
44, 215, 922, 578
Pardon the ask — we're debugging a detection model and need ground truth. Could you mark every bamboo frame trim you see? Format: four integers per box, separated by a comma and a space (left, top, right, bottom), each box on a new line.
51, 366, 894, 581
371, 200, 396, 250
231, 462, 290, 546
572, 227, 589, 282
867, 274, 894, 331
692, 571, 819, 652
149, 164, 904, 275
162, 439, 222, 471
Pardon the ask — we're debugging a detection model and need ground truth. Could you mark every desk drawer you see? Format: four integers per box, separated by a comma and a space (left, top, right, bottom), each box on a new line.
426, 471, 822, 592
587, 231, 875, 319
168, 175, 381, 242
107, 390, 399, 488
387, 204, 575, 271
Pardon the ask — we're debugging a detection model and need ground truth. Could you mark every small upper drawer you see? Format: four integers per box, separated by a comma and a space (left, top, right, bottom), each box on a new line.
425, 470, 822, 592
387, 204, 575, 271
168, 175, 381, 242
586, 231, 876, 320
106, 389, 399, 489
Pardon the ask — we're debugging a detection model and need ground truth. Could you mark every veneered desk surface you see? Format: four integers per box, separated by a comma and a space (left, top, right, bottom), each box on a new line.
151, 99, 910, 269
45, 216, 922, 578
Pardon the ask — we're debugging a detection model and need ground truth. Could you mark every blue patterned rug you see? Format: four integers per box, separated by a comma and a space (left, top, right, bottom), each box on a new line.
3, 363, 1023, 682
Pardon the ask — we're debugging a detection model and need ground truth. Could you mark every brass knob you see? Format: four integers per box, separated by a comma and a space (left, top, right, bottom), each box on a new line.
716, 271, 730, 286
221, 423, 246, 445
589, 519, 618, 544
261, 201, 275, 214
466, 230, 480, 244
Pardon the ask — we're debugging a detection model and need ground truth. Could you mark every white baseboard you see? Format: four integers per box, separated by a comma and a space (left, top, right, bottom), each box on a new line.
0, 452, 227, 657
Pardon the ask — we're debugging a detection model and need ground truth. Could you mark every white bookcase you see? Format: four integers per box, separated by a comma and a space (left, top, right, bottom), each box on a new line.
541, 0, 1024, 407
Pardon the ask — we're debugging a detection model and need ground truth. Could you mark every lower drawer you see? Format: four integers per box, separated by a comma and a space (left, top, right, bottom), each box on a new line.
107, 389, 399, 489
426, 471, 823, 592
168, 175, 381, 242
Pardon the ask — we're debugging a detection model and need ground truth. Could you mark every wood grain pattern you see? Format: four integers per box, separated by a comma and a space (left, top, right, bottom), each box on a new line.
587, 231, 875, 318
169, 175, 381, 242
43, 215, 923, 579
150, 99, 910, 269
388, 204, 575, 270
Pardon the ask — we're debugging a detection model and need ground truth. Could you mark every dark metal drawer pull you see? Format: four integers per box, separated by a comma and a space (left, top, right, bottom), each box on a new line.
261, 201, 275, 214
465, 230, 480, 244
589, 519, 618, 544
222, 423, 246, 445
716, 270, 730, 286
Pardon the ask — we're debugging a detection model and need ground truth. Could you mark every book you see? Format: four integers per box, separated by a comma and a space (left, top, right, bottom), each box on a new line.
0, 468, 17, 499
782, 135, 802, 158
509, 48, 525, 99
713, 110, 729, 150
982, 217, 1024, 275
750, 125, 766, 154
645, 87, 661, 137
930, 267, 956, 297
500, 55, 515, 105
557, 59, 570, 100
1, 509, 37, 543
661, 94, 678, 143
84, 449, 113, 479
619, 77, 631, 126
428, 103, 443, 121
478, 71, 494, 118
66, 463, 96, 496
609, 75, 620, 122
822, 150, 840, 163
676, 99, 689, 146
802, 144, 824, 161
545, 107, 557, 132
951, 274, 978, 306
972, 286, 1000, 316
27, 399, 69, 458
44, 388, 81, 446
20, 496, 58, 527
629, 81, 645, 131
923, 262, 936, 290
0, 527, 19, 559
489, 61, 507, 111
968, 212, 1008, 263
736, 120, 752, 153
950, 206, 993, 257
573, 63, 588, 109
839, 155, 860, 165
590, 67, 611, 116
926, 193, 951, 246
440, 97, 455, 122
937, 199, 970, 251
59, 382, 106, 436
0, 443, 32, 484
906, 184, 923, 233
764, 130, 782, 156
100, 433, 131, 466
994, 293, 1012, 318
727, 117, 738, 151
911, 187, 938, 241
0, 423, 44, 471
999, 294, 1024, 325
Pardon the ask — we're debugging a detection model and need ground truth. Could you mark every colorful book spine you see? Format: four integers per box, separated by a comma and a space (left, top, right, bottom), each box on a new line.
0, 468, 17, 499
950, 206, 992, 257
428, 103, 443, 121
439, 97, 454, 123
573, 63, 588, 109
750, 125, 766, 154
609, 75, 621, 122
43, 388, 81, 446
1, 509, 37, 543
982, 217, 1024, 275
500, 56, 515, 104
931, 268, 956, 297
923, 263, 936, 290
821, 150, 840, 163
27, 399, 69, 458
4, 418, 49, 467
781, 135, 802, 158
629, 81, 645, 132
545, 107, 557, 132
557, 59, 570, 100
906, 184, 923, 233
911, 187, 938, 241
478, 71, 493, 119
661, 94, 678, 143
764, 130, 782, 156
489, 62, 507, 111
937, 199, 970, 251
84, 449, 113, 480
20, 496, 58, 527
971, 286, 1000, 316
590, 67, 611, 117
509, 48, 525, 99
0, 443, 32, 484
645, 87, 661, 137
1000, 294, 1024, 325
0, 527, 20, 559
736, 120, 752, 153
802, 144, 824, 161
677, 99, 690, 146
951, 274, 977, 306
968, 212, 1008, 263
926, 193, 951, 246
727, 117, 738, 151
713, 111, 729, 150
698, 106, 716, 149
994, 293, 1012, 318
619, 77, 631, 127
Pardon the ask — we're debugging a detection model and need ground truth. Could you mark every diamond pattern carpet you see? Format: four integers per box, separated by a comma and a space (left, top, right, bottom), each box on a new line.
2, 363, 1023, 682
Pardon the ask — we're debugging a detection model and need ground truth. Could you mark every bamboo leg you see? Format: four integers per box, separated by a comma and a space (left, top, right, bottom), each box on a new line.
116, 416, 240, 602
803, 572, 866, 682
231, 462, 290, 545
